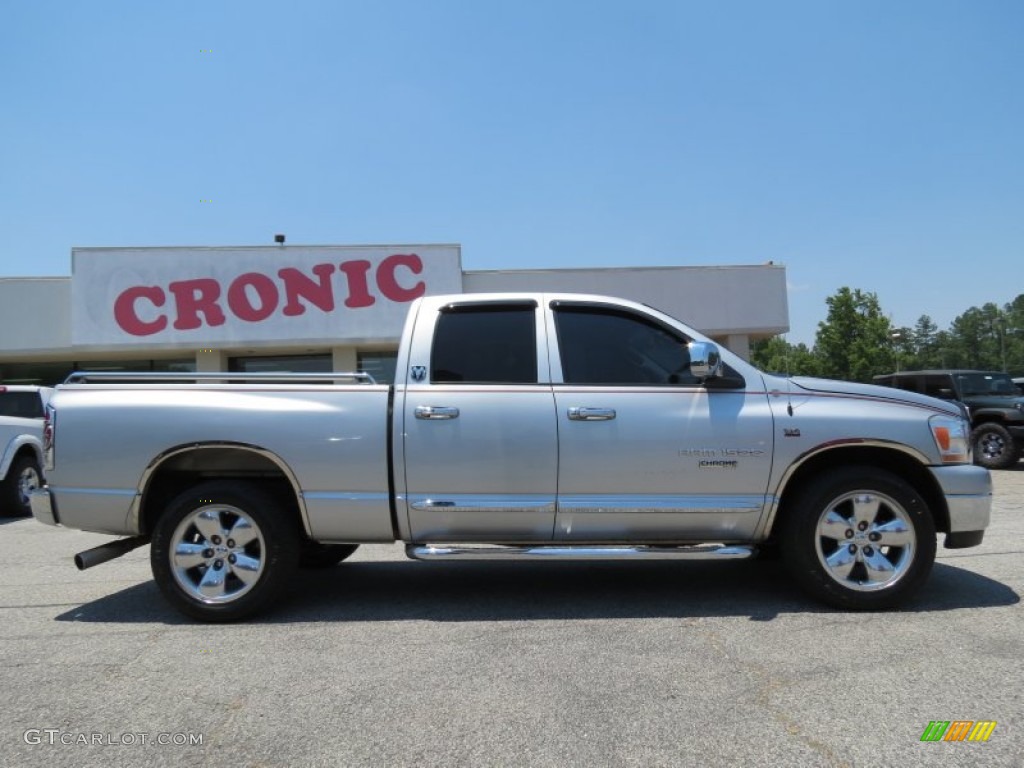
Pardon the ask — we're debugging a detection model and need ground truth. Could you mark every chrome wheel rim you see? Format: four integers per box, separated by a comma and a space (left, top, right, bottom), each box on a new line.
815, 491, 915, 593
170, 504, 266, 604
17, 466, 40, 506
978, 432, 1006, 460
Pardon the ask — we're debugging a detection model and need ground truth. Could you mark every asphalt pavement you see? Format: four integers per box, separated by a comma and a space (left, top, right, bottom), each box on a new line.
1, 468, 1021, 767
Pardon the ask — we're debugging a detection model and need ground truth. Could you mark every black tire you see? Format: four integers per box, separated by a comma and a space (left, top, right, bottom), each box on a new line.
299, 542, 359, 569
971, 423, 1019, 470
150, 480, 301, 622
780, 467, 936, 610
0, 453, 41, 517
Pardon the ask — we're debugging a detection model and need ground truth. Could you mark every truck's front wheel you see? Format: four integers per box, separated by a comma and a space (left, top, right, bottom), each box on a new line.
781, 468, 936, 610
151, 481, 300, 622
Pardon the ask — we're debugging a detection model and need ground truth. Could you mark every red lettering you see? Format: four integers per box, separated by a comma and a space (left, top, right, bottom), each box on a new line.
227, 272, 279, 322
377, 254, 425, 303
116, 254, 430, 334
113, 286, 168, 336
338, 260, 375, 308
168, 279, 226, 330
279, 263, 336, 317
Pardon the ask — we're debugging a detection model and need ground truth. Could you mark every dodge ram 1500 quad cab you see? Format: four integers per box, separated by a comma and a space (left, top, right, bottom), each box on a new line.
32, 294, 991, 621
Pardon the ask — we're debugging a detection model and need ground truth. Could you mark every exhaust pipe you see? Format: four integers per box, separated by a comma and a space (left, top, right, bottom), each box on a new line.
74, 536, 150, 571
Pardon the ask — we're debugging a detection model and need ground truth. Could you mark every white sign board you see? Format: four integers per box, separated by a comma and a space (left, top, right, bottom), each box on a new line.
71, 245, 463, 348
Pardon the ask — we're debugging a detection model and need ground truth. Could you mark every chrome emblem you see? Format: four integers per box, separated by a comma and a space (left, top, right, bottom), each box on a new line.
411, 366, 427, 382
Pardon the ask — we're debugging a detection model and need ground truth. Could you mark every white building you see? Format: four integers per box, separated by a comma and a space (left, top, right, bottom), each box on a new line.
0, 244, 788, 384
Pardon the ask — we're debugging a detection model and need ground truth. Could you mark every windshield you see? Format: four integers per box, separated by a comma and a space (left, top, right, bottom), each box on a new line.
955, 372, 1018, 397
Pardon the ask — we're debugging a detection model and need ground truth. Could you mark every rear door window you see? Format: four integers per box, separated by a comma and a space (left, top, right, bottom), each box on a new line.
430, 305, 538, 384
922, 376, 956, 399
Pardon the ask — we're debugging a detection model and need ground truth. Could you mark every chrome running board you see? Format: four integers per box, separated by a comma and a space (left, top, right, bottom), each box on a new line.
406, 543, 755, 561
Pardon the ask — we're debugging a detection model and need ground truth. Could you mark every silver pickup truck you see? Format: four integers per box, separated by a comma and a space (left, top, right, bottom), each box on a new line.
32, 293, 992, 621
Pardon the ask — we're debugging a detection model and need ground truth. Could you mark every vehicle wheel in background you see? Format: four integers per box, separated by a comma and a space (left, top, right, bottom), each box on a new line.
299, 542, 359, 568
971, 423, 1019, 470
780, 467, 936, 610
0, 454, 41, 517
150, 480, 300, 622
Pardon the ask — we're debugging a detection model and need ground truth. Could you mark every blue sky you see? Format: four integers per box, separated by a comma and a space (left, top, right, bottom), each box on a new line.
2, 0, 1021, 345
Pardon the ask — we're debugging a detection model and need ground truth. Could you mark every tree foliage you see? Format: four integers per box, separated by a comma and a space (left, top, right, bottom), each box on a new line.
749, 290, 1024, 382
814, 288, 894, 382
749, 336, 820, 377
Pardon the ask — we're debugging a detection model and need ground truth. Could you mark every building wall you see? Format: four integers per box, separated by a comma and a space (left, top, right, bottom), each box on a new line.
0, 278, 72, 356
464, 264, 788, 337
0, 246, 789, 383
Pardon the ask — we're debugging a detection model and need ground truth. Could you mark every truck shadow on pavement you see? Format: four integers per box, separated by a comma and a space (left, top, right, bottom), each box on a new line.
54, 558, 1019, 625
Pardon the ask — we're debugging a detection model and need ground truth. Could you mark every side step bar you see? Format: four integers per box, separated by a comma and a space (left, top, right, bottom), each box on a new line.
406, 543, 756, 561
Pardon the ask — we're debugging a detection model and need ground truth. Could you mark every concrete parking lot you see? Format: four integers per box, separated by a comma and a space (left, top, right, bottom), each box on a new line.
1, 469, 1021, 767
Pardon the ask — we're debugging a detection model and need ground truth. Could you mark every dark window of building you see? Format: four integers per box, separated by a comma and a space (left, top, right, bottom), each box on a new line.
0, 359, 195, 385
430, 305, 537, 384
228, 354, 332, 373
73, 359, 197, 375
358, 351, 398, 385
0, 362, 73, 386
152, 359, 197, 373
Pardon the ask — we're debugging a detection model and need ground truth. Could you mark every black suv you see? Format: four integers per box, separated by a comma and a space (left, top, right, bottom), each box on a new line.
874, 370, 1024, 469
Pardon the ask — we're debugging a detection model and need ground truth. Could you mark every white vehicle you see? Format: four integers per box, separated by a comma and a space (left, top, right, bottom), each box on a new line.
0, 385, 52, 516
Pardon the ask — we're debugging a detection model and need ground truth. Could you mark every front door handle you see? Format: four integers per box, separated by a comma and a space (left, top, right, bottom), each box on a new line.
568, 407, 616, 421
415, 406, 460, 420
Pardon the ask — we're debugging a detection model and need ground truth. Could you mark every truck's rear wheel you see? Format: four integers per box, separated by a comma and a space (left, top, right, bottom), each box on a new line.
781, 468, 936, 609
150, 481, 300, 622
971, 423, 1019, 469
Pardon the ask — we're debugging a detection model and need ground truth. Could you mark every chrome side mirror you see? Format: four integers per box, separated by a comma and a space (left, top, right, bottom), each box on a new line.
688, 341, 722, 382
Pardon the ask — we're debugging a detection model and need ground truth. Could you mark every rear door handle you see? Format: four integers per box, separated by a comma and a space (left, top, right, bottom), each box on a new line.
568, 407, 616, 421
415, 406, 460, 420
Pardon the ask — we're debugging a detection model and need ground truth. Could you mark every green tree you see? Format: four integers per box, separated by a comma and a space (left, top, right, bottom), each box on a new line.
931, 330, 954, 370
750, 336, 820, 376
1005, 294, 1024, 374
890, 325, 915, 371
949, 306, 995, 369
910, 315, 940, 368
814, 287, 894, 381
943, 297, 1024, 372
